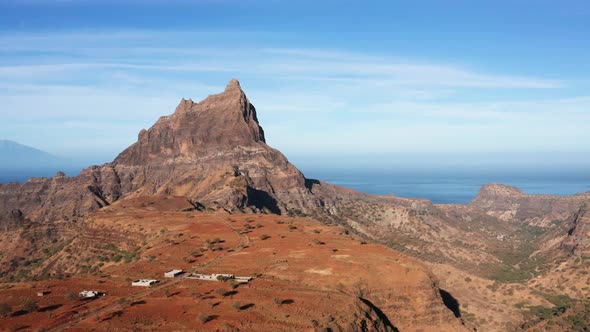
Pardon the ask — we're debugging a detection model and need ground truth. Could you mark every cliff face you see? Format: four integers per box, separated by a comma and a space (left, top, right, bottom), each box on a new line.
469, 183, 590, 227
114, 79, 266, 165
560, 206, 590, 256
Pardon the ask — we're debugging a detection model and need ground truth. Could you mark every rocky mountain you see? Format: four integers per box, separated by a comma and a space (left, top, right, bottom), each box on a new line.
1, 79, 589, 331
0, 80, 313, 227
0, 79, 456, 232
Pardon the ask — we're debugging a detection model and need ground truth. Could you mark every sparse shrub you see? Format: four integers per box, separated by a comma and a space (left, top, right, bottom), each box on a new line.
22, 298, 38, 313
65, 292, 77, 301
232, 301, 241, 311
288, 224, 297, 230
217, 275, 230, 282
260, 234, 271, 240
216, 288, 228, 297
199, 314, 212, 323
352, 279, 368, 298
273, 297, 283, 306
188, 249, 202, 257
464, 277, 472, 283
0, 303, 12, 317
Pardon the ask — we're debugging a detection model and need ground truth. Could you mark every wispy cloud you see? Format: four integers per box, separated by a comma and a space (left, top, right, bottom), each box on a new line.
0, 29, 587, 162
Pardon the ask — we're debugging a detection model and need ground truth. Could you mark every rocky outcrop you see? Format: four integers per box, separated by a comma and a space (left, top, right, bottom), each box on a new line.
322, 297, 399, 332
469, 183, 590, 226
560, 205, 590, 256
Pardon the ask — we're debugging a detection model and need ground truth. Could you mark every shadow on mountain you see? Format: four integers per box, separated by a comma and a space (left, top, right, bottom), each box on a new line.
247, 186, 281, 214
359, 297, 400, 332
305, 178, 320, 190
440, 289, 461, 318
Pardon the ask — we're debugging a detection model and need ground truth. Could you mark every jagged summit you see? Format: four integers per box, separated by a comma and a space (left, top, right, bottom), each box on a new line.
114, 79, 266, 166
225, 78, 242, 91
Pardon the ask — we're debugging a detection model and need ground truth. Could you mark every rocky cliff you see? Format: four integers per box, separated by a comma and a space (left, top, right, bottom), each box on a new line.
469, 183, 590, 226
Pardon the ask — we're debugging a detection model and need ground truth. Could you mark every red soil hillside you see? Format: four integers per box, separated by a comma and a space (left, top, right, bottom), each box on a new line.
0, 196, 465, 331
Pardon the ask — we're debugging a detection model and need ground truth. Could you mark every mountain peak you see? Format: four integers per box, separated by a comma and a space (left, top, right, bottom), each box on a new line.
114, 79, 266, 166
225, 78, 242, 92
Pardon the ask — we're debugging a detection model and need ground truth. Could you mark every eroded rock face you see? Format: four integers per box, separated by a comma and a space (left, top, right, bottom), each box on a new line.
115, 79, 266, 165
561, 207, 590, 256
469, 183, 590, 226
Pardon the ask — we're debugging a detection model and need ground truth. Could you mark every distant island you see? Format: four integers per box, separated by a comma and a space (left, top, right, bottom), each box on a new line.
0, 140, 72, 182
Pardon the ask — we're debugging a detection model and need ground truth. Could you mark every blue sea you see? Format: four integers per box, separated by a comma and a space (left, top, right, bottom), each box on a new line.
0, 168, 83, 184
2, 167, 588, 205
301, 169, 590, 204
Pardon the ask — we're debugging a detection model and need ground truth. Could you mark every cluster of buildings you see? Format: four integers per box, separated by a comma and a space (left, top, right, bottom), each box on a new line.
186, 273, 253, 283
47, 269, 254, 300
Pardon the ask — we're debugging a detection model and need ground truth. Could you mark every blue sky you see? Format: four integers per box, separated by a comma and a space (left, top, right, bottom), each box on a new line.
1, 0, 589, 171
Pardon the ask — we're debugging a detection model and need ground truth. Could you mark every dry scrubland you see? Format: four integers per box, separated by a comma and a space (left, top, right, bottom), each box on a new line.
0, 196, 461, 331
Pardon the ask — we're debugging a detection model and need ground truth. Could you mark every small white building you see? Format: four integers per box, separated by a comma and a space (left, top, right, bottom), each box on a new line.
131, 279, 159, 287
79, 290, 101, 298
185, 273, 254, 283
164, 269, 184, 278
186, 273, 231, 281
235, 276, 254, 283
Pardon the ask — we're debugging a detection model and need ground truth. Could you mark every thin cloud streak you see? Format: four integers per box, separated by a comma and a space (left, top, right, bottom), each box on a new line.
0, 29, 587, 162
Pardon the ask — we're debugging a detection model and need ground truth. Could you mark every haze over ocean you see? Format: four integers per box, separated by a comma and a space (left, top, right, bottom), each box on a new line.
301, 168, 590, 204
5, 166, 588, 205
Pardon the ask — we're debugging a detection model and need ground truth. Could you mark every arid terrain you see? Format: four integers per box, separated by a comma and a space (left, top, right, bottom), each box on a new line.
1, 79, 589, 331
0, 196, 462, 331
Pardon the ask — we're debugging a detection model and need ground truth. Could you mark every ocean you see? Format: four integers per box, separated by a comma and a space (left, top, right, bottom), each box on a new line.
0, 168, 83, 184
301, 168, 590, 204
